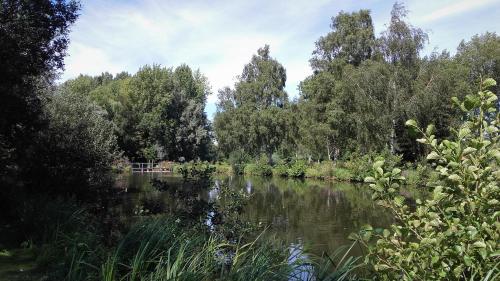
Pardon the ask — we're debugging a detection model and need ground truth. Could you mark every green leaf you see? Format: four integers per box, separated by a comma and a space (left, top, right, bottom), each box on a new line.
391, 168, 402, 176
426, 151, 440, 160
364, 176, 376, 183
472, 241, 486, 248
448, 174, 461, 182
405, 119, 418, 128
394, 196, 405, 207
458, 127, 471, 139
464, 95, 480, 111
416, 138, 427, 144
373, 160, 385, 169
426, 124, 435, 135
482, 78, 497, 89
462, 147, 476, 156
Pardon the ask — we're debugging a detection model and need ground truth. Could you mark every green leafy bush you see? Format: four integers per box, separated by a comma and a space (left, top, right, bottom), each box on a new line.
359, 79, 500, 280
304, 161, 334, 179
244, 155, 273, 176
228, 149, 250, 175
273, 163, 289, 177
343, 149, 402, 182
332, 167, 354, 181
244, 163, 273, 177
287, 160, 307, 178
213, 162, 233, 175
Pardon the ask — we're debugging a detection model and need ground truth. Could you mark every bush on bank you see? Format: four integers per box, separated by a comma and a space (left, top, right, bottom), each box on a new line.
359, 79, 500, 280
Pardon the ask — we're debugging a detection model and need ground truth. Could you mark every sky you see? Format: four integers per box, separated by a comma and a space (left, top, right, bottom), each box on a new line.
61, 0, 500, 119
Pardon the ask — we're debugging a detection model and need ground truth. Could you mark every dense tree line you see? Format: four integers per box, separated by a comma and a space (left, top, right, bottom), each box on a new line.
62, 65, 213, 162
214, 3, 500, 163
2, 1, 497, 201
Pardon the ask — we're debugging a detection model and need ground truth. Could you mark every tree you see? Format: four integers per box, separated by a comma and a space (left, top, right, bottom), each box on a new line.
0, 0, 80, 180
214, 45, 288, 163
379, 2, 428, 160
456, 32, 500, 110
361, 79, 499, 280
28, 88, 118, 196
310, 9, 376, 72
62, 64, 212, 162
299, 9, 391, 160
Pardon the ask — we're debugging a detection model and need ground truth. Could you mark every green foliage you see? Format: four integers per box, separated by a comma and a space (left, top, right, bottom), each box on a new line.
0, 0, 81, 216
37, 89, 118, 194
214, 46, 289, 161
177, 162, 215, 181
287, 160, 308, 178
341, 150, 402, 182
273, 163, 290, 177
244, 163, 273, 177
332, 168, 354, 181
213, 162, 233, 175
359, 79, 500, 280
62, 64, 213, 162
228, 149, 251, 175
305, 161, 335, 179
0, 0, 80, 180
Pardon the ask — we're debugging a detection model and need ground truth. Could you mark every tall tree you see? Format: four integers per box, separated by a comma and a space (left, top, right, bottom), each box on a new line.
0, 0, 80, 180
214, 45, 288, 163
299, 9, 389, 160
62, 65, 212, 162
310, 9, 376, 72
379, 2, 428, 160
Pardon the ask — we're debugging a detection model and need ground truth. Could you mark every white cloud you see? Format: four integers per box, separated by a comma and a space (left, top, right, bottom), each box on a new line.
63, 43, 126, 79
415, 0, 499, 24
62, 0, 499, 118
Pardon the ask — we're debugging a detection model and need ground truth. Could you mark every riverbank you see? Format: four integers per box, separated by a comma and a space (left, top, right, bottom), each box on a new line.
160, 153, 434, 187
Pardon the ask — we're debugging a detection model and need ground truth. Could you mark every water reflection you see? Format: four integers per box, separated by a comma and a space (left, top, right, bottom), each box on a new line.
114, 173, 392, 258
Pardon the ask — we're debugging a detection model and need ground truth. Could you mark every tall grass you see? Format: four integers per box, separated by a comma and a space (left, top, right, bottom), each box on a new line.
64, 217, 362, 281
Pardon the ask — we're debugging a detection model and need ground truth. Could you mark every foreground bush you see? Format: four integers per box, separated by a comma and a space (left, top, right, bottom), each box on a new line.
360, 79, 499, 280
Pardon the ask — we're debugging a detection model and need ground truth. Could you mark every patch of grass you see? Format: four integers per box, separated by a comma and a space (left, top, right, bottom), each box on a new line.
213, 162, 233, 175
332, 167, 354, 181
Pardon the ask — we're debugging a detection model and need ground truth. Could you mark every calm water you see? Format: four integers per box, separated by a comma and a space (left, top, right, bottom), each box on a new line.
114, 173, 393, 258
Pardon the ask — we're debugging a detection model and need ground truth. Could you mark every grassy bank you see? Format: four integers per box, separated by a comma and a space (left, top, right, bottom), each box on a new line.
167, 151, 432, 187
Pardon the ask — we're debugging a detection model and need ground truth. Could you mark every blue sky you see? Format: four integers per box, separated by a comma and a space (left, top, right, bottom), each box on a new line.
61, 0, 500, 119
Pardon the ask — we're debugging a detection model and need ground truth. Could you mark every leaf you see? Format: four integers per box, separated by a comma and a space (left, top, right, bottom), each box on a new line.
458, 127, 471, 139
373, 160, 385, 169
364, 176, 376, 183
405, 119, 418, 128
451, 96, 461, 107
472, 241, 486, 248
462, 147, 476, 156
464, 95, 480, 111
426, 124, 435, 135
426, 151, 440, 160
482, 78, 497, 89
391, 168, 402, 176
448, 174, 461, 182
416, 138, 427, 144
394, 196, 405, 207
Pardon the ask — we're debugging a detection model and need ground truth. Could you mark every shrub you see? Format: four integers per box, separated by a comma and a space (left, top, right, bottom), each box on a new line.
287, 160, 307, 178
273, 164, 289, 177
359, 79, 500, 280
244, 163, 272, 177
213, 162, 233, 175
228, 149, 251, 175
244, 155, 273, 176
343, 149, 402, 182
304, 161, 334, 179
332, 167, 354, 181
305, 166, 322, 178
